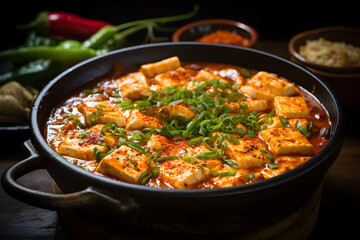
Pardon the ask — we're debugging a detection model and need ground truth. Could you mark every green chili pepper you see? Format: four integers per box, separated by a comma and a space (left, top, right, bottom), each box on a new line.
114, 5, 199, 32
0, 46, 97, 65
58, 39, 82, 49
0, 59, 67, 87
82, 25, 118, 49
102, 24, 152, 51
24, 30, 58, 48
82, 24, 149, 51
82, 5, 199, 50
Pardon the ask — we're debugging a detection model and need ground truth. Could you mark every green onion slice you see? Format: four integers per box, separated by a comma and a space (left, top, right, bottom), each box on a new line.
223, 158, 240, 169
265, 163, 279, 169
260, 149, 275, 160
139, 171, 152, 185
295, 123, 310, 138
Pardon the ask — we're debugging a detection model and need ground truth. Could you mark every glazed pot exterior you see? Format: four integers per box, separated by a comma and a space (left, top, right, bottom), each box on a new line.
22, 43, 344, 236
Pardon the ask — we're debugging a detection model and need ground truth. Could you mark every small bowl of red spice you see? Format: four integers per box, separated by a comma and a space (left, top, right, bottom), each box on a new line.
172, 19, 258, 47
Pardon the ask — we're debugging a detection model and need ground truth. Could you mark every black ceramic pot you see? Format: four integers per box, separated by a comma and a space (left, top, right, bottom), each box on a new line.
1, 42, 344, 238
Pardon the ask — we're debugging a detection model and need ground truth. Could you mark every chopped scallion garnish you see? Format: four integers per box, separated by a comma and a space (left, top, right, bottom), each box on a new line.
260, 149, 275, 160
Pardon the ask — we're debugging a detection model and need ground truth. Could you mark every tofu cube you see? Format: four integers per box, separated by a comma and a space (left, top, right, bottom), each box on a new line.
248, 71, 296, 96
95, 145, 149, 184
241, 100, 268, 112
77, 101, 127, 127
160, 159, 207, 189
185, 144, 211, 158
261, 116, 283, 129
195, 69, 226, 82
141, 56, 181, 78
261, 156, 311, 179
116, 72, 152, 100
58, 131, 105, 160
259, 127, 314, 155
228, 100, 268, 113
209, 164, 247, 188
121, 85, 152, 100
58, 125, 116, 160
288, 118, 310, 130
88, 124, 118, 148
276, 156, 311, 167
155, 103, 195, 121
125, 109, 162, 130
274, 96, 310, 118
261, 166, 287, 179
240, 85, 276, 101
275, 155, 312, 170
149, 133, 171, 151
216, 68, 244, 85
216, 133, 271, 168
153, 67, 191, 88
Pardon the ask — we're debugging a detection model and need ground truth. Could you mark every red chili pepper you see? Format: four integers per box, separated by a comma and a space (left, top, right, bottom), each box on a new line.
18, 11, 113, 40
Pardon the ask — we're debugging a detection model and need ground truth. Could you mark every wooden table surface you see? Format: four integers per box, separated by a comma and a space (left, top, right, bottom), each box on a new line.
0, 40, 359, 240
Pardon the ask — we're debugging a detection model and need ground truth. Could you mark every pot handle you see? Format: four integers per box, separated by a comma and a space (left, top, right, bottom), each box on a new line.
1, 140, 136, 214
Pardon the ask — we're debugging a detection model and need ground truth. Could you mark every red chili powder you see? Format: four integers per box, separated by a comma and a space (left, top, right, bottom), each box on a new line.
196, 30, 249, 47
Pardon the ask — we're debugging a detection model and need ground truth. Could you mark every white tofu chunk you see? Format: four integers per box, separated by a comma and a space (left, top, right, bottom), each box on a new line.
58, 124, 116, 160
160, 159, 207, 189
243, 100, 268, 112
195, 69, 226, 82
216, 68, 244, 85
121, 85, 152, 100
153, 67, 191, 88
87, 124, 118, 147
261, 156, 311, 179
209, 164, 247, 188
259, 127, 314, 155
240, 85, 276, 101
141, 56, 181, 78
288, 118, 310, 130
185, 144, 211, 158
212, 132, 271, 168
115, 72, 152, 99
248, 71, 296, 96
77, 101, 127, 127
260, 116, 283, 129
227, 100, 268, 113
225, 140, 271, 168
148, 133, 171, 151
276, 156, 311, 167
58, 131, 105, 160
155, 102, 195, 121
261, 166, 287, 179
125, 109, 162, 130
274, 96, 310, 118
95, 145, 149, 184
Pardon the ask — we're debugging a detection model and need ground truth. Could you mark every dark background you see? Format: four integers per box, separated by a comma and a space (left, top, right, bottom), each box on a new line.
0, 2, 358, 240
2, 1, 359, 50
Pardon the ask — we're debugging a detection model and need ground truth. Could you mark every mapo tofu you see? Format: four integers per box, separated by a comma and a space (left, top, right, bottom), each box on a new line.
46, 56, 331, 189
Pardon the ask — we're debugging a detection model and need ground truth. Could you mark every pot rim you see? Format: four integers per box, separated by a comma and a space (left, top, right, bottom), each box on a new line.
30, 42, 344, 197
